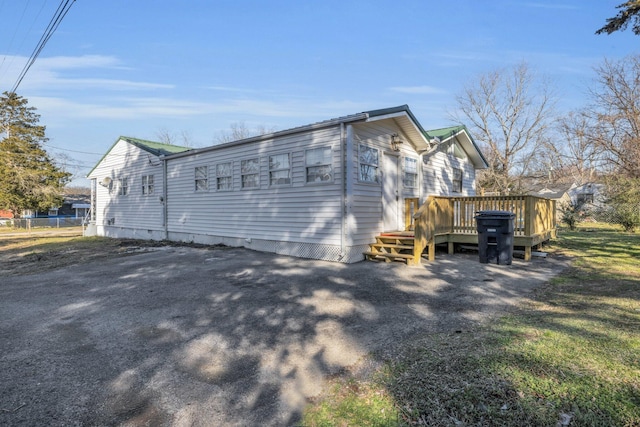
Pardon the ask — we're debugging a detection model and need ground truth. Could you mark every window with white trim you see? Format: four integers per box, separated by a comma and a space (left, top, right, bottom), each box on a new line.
216, 162, 233, 190
241, 158, 259, 189
358, 144, 379, 183
305, 147, 332, 183
195, 166, 208, 191
403, 157, 418, 188
142, 175, 154, 195
453, 168, 463, 193
269, 153, 291, 186
118, 177, 129, 195
449, 142, 465, 159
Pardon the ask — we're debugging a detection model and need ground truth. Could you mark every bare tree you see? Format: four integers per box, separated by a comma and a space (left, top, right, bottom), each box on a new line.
453, 62, 555, 194
155, 128, 194, 148
585, 55, 640, 178
540, 111, 604, 185
214, 122, 276, 144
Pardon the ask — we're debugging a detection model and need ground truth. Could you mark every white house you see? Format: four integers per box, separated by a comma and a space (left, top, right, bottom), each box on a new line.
86, 105, 487, 263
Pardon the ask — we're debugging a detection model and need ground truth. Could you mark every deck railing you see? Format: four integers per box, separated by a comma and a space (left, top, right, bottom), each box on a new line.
412, 195, 556, 264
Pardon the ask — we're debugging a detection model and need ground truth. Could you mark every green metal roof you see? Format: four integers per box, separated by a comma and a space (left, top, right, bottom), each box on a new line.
86, 136, 190, 177
424, 125, 489, 169
119, 136, 190, 156
424, 125, 466, 141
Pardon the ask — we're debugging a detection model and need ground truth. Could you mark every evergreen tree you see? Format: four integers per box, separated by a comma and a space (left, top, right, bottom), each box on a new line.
596, 0, 640, 35
0, 91, 70, 216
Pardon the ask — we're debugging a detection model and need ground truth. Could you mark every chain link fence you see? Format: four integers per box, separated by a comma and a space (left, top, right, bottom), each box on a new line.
585, 204, 640, 226
0, 217, 85, 229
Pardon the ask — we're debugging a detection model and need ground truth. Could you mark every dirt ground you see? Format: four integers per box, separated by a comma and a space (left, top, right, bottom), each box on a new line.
0, 233, 570, 426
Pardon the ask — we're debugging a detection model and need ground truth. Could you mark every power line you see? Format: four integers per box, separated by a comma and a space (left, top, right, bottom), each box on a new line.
10, 0, 76, 94
0, 0, 49, 82
45, 144, 104, 156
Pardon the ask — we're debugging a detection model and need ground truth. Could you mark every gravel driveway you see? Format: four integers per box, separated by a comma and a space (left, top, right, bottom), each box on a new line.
0, 245, 569, 426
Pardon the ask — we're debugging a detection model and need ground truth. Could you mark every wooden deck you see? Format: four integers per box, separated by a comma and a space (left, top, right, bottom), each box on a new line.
365, 195, 557, 265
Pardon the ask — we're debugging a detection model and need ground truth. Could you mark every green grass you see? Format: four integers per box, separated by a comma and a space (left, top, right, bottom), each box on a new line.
302, 224, 640, 426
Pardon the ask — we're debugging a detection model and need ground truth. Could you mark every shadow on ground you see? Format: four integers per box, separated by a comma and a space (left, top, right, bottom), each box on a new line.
0, 246, 569, 426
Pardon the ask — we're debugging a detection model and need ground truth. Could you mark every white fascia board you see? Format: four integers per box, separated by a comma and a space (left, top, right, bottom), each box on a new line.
365, 111, 431, 151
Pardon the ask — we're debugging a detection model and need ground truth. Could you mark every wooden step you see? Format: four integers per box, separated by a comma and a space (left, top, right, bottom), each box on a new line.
375, 236, 415, 244
370, 243, 414, 250
363, 251, 415, 262
365, 231, 419, 264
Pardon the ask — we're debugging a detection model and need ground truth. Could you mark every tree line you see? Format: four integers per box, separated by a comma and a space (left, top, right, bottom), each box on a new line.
454, 55, 640, 230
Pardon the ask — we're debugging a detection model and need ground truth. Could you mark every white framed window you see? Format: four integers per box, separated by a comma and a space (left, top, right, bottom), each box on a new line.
358, 144, 379, 183
195, 166, 208, 191
269, 153, 291, 186
403, 157, 418, 188
453, 168, 463, 193
241, 158, 259, 189
216, 162, 233, 191
118, 177, 129, 195
449, 142, 465, 159
142, 175, 154, 195
305, 147, 332, 183
48, 208, 59, 217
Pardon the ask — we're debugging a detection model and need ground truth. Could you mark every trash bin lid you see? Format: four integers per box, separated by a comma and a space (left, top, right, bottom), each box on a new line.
474, 210, 515, 219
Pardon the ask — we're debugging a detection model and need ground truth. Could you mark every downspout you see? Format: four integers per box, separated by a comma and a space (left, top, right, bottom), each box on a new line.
161, 155, 168, 240
339, 122, 346, 260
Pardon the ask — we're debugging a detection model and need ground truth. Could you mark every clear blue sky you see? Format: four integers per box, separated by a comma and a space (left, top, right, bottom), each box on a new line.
0, 0, 637, 186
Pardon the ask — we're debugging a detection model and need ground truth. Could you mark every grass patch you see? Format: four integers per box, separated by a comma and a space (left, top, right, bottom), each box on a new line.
0, 230, 227, 276
303, 378, 400, 426
0, 231, 187, 276
302, 227, 640, 426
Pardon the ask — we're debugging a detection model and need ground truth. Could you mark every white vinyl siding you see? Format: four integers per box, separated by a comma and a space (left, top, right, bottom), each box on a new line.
165, 127, 343, 245
89, 113, 484, 262
87, 139, 166, 233
422, 146, 476, 196
349, 123, 403, 245
90, 178, 96, 222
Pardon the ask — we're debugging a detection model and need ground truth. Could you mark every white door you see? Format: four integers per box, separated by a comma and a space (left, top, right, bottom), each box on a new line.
382, 153, 400, 231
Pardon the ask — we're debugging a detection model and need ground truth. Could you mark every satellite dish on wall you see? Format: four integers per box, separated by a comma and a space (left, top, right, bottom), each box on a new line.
99, 177, 112, 187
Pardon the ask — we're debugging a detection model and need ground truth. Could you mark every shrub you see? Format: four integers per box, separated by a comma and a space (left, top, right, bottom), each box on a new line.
559, 202, 582, 230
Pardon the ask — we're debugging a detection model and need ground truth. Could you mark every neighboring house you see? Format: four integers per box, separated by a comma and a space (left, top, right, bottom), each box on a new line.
86, 105, 488, 263
21, 195, 91, 219
568, 182, 606, 208
0, 209, 13, 226
528, 185, 572, 225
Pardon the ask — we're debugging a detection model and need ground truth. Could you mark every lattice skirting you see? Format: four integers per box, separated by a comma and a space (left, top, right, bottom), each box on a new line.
99, 228, 368, 263
164, 230, 370, 263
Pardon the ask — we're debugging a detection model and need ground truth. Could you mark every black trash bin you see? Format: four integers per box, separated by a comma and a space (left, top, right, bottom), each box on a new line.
475, 210, 515, 265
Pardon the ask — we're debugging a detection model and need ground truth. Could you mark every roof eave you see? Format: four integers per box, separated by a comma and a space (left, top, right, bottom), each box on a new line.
364, 105, 432, 151
165, 112, 369, 160
442, 128, 489, 169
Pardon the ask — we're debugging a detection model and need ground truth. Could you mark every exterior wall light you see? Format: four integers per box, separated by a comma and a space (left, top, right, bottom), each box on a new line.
391, 133, 404, 151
